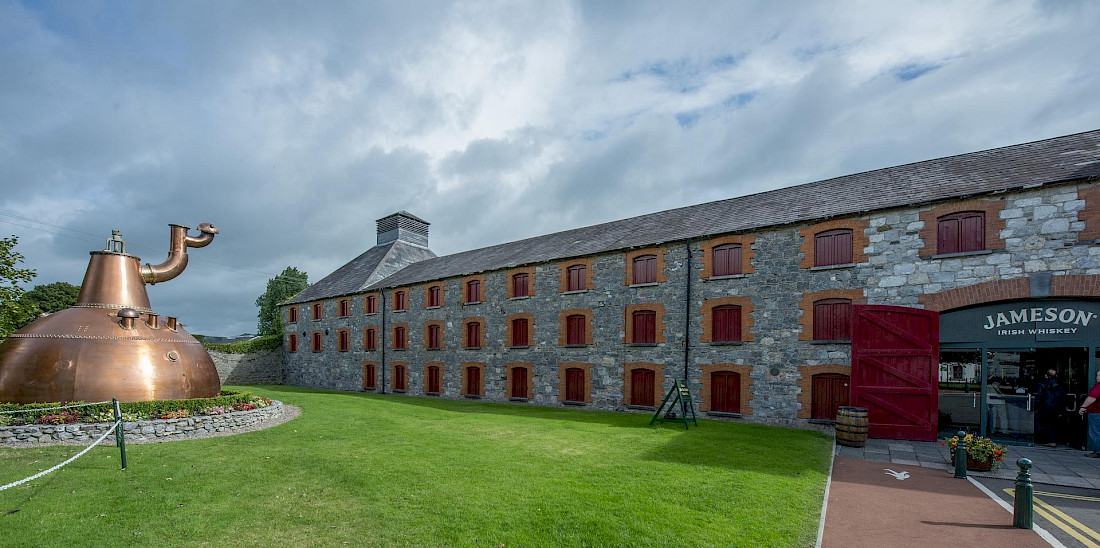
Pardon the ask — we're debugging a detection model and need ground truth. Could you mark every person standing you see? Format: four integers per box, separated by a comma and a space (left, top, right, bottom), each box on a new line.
1077, 370, 1100, 457
1036, 369, 1065, 447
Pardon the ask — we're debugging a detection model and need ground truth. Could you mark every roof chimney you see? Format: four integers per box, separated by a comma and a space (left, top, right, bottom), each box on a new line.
376, 211, 430, 247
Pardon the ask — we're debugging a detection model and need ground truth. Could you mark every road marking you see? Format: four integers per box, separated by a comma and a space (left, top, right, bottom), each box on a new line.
1005, 488, 1100, 547
1034, 491, 1100, 503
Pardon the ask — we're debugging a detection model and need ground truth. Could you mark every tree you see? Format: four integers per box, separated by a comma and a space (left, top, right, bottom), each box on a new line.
18, 281, 81, 328
0, 236, 37, 337
256, 267, 308, 336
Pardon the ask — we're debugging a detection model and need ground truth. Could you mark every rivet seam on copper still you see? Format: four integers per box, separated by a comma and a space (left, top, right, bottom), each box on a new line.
7, 334, 202, 343
73, 304, 154, 313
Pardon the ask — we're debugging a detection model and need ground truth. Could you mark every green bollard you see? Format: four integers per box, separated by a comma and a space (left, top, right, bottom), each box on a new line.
112, 398, 127, 470
953, 430, 968, 479
1014, 458, 1033, 529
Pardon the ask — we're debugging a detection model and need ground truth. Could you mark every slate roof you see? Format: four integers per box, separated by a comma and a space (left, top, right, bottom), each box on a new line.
290, 129, 1100, 302
284, 240, 437, 304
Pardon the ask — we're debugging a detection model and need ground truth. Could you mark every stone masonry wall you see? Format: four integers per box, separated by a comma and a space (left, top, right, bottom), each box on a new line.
210, 349, 286, 385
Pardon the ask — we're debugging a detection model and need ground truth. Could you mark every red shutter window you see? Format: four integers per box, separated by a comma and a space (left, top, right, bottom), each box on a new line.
566, 264, 586, 291
511, 367, 528, 398
937, 211, 985, 254
466, 280, 481, 303
632, 310, 656, 344
466, 366, 481, 396
364, 364, 376, 389
428, 286, 441, 307
565, 368, 585, 402
394, 291, 407, 311
512, 273, 529, 298
630, 369, 655, 406
288, 333, 298, 352
394, 365, 406, 391
365, 295, 376, 314
312, 303, 323, 320
427, 366, 441, 393
339, 299, 350, 317
814, 229, 853, 267
288, 307, 298, 323
566, 315, 586, 345
632, 255, 657, 284
712, 305, 742, 342
394, 326, 407, 349
466, 322, 481, 348
511, 318, 529, 347
312, 332, 322, 352
711, 372, 741, 413
813, 298, 853, 341
364, 328, 376, 351
338, 330, 349, 351
427, 324, 441, 349
713, 244, 742, 276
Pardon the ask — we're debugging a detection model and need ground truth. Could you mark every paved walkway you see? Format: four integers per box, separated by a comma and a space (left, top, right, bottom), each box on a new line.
835, 438, 1100, 488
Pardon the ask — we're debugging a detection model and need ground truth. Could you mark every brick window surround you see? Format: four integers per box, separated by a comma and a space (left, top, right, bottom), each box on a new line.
559, 258, 595, 292
506, 267, 536, 298
699, 235, 755, 278
392, 323, 409, 349
423, 320, 444, 349
700, 297, 754, 343
288, 306, 298, 323
461, 362, 486, 396
919, 274, 1100, 312
363, 293, 379, 314
700, 364, 754, 414
424, 284, 445, 308
424, 361, 445, 394
623, 246, 668, 285
623, 303, 666, 344
363, 327, 377, 351
798, 218, 869, 268
311, 302, 324, 320
287, 333, 298, 352
463, 316, 486, 348
796, 364, 851, 419
622, 362, 665, 407
338, 299, 351, 317
392, 288, 409, 311
392, 362, 408, 392
558, 308, 595, 346
337, 328, 351, 352
461, 274, 487, 304
918, 198, 1006, 257
557, 362, 594, 403
798, 289, 865, 341
505, 313, 534, 347
362, 361, 378, 390
1080, 185, 1100, 242
505, 362, 536, 399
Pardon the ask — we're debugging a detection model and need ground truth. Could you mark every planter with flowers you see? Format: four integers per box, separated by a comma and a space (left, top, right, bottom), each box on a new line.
943, 433, 1007, 471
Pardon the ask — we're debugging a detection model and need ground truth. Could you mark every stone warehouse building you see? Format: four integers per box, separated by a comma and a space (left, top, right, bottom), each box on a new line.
283, 130, 1100, 440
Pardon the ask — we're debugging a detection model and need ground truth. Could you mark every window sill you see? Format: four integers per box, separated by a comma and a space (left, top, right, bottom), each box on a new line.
392, 389, 406, 394
626, 343, 658, 347
464, 346, 482, 350
508, 295, 531, 301
337, 349, 349, 353
809, 340, 851, 345
426, 305, 442, 310
508, 345, 530, 350
930, 249, 993, 260
364, 312, 379, 316
509, 397, 529, 402
563, 400, 587, 406
561, 289, 589, 295
707, 411, 742, 419
808, 419, 836, 425
312, 318, 324, 322
362, 387, 377, 392
363, 348, 377, 352
338, 314, 351, 319
628, 405, 656, 411
628, 282, 659, 288
392, 309, 407, 314
425, 392, 440, 397
705, 274, 747, 281
392, 348, 407, 352
562, 344, 588, 348
464, 394, 482, 399
463, 301, 484, 306
809, 263, 856, 271
708, 341, 743, 346
426, 347, 442, 351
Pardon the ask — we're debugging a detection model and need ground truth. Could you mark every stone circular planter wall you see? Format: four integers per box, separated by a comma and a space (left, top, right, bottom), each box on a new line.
0, 400, 285, 445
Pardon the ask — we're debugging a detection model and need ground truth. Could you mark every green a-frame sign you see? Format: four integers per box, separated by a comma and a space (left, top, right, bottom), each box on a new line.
649, 379, 697, 429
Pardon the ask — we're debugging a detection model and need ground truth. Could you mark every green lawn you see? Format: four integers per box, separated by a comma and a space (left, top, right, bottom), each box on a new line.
0, 386, 832, 547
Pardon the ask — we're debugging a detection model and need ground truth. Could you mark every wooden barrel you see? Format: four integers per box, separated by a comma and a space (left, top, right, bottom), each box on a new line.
835, 406, 869, 447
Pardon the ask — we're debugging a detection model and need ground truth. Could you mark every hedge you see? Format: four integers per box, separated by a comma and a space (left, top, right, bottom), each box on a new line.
0, 389, 255, 424
201, 334, 282, 354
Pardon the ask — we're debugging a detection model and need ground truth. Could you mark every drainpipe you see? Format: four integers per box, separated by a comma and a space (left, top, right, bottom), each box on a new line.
380, 291, 387, 395
684, 241, 692, 381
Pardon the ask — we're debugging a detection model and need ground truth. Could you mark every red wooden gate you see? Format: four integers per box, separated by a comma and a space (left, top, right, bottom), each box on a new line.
850, 305, 939, 441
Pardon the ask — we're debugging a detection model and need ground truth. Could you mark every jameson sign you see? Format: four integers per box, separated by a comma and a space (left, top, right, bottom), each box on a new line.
941, 300, 1100, 344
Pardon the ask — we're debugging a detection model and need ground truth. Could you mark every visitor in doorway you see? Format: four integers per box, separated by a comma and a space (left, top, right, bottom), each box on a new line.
1077, 370, 1100, 458
1036, 369, 1066, 447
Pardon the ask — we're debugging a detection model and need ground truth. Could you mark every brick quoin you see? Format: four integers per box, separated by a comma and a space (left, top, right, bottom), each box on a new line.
505, 266, 536, 299
699, 296, 754, 343
798, 289, 865, 341
558, 257, 596, 292
623, 303, 667, 344
918, 198, 1007, 257
623, 246, 669, 285
919, 275, 1100, 312
460, 362, 486, 396
505, 362, 536, 399
621, 362, 665, 407
698, 234, 755, 278
1080, 184, 1100, 242
557, 362, 594, 403
796, 364, 850, 419
558, 308, 595, 346
798, 218, 870, 268
699, 364, 754, 414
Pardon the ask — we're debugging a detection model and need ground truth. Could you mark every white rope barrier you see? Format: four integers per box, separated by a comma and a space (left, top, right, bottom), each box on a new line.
0, 420, 119, 492
0, 401, 113, 415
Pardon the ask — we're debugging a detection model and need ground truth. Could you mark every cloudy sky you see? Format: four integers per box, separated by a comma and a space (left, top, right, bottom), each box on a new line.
2, 0, 1099, 336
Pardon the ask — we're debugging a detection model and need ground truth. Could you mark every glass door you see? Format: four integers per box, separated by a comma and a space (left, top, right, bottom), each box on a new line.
986, 350, 1035, 444
938, 350, 982, 436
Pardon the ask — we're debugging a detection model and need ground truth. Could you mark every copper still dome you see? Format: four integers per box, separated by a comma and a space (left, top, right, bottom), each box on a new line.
0, 224, 222, 404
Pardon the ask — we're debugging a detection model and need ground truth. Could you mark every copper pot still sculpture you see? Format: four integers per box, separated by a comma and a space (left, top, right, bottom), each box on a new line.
0, 223, 222, 404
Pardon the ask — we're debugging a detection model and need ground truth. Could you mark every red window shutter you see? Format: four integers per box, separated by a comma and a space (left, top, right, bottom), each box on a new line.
630, 369, 655, 406
395, 365, 406, 391
566, 368, 585, 402
288, 334, 298, 352
511, 367, 528, 398
632, 255, 657, 284
566, 315, 585, 345
427, 325, 440, 348
567, 265, 586, 291
466, 367, 480, 395
466, 322, 481, 347
713, 244, 742, 276
365, 329, 375, 350
711, 372, 741, 413
338, 330, 348, 351
428, 286, 440, 307
632, 310, 656, 343
365, 364, 376, 389
938, 211, 984, 254
395, 326, 406, 349
365, 296, 376, 314
712, 305, 742, 342
313, 303, 322, 320
513, 273, 529, 298
394, 291, 406, 310
814, 229, 853, 267
512, 318, 528, 346
813, 298, 853, 340
339, 300, 349, 317
289, 307, 298, 323
427, 366, 439, 393
312, 332, 322, 352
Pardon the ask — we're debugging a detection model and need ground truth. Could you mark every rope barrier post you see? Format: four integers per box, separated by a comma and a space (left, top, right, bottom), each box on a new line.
112, 398, 127, 470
